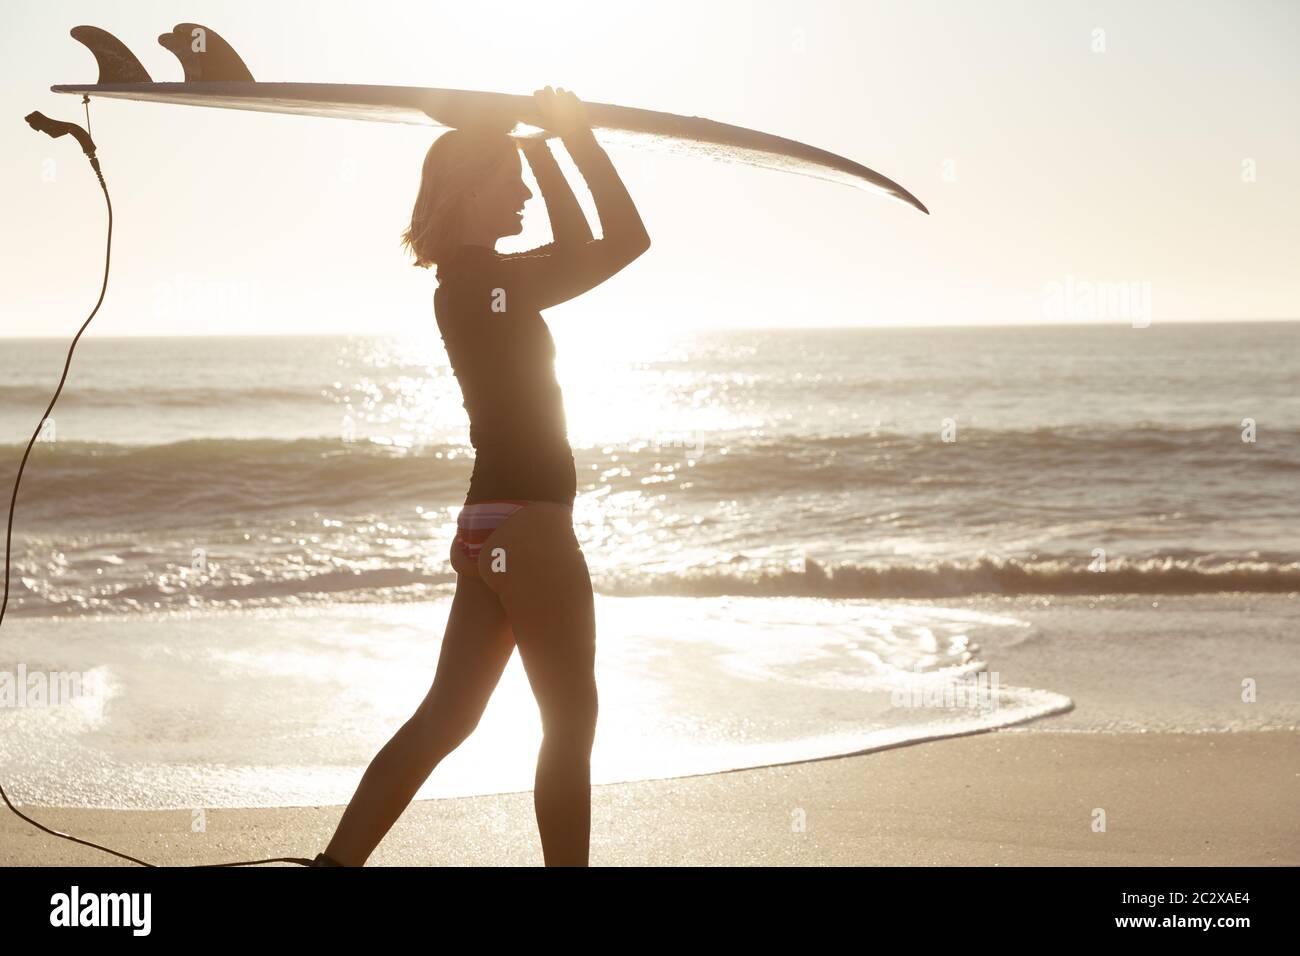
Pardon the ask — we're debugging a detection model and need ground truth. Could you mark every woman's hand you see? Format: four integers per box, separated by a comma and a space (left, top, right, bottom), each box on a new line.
532, 86, 591, 138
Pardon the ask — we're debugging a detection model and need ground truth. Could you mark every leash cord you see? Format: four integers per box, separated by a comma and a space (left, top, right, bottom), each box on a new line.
1, 113, 313, 868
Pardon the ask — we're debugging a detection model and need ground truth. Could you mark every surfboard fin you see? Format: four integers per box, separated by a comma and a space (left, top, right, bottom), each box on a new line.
70, 26, 152, 84
157, 23, 254, 82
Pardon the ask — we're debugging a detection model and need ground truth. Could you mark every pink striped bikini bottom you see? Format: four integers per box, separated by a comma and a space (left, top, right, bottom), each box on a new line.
453, 499, 531, 564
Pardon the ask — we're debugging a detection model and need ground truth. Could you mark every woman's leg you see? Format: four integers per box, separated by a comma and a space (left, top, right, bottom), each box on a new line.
323, 550, 515, 865
476, 502, 597, 867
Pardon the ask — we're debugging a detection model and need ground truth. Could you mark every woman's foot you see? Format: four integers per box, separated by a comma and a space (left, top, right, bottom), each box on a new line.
309, 852, 345, 867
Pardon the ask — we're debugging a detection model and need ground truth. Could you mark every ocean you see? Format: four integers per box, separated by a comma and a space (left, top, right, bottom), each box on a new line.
1, 322, 1297, 808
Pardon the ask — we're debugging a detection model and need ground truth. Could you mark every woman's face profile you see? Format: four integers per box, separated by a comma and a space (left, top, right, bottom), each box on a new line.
464, 143, 532, 242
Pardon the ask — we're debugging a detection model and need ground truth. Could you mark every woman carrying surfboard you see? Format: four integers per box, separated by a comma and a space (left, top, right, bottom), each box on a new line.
315, 87, 650, 867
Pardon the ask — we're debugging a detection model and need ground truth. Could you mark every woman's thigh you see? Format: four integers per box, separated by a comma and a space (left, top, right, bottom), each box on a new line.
413, 557, 516, 733
475, 503, 596, 726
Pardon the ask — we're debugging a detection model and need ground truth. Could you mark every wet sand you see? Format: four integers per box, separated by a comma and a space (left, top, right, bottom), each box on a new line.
4, 730, 1295, 866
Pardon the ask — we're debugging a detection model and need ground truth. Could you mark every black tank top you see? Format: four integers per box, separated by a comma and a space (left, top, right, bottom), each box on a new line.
434, 244, 577, 506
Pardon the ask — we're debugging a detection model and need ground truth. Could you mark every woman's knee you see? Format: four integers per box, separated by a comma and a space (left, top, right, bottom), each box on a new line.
409, 702, 480, 759
539, 682, 598, 753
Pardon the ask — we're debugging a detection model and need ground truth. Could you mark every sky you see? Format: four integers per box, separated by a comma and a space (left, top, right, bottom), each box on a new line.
0, 0, 1297, 338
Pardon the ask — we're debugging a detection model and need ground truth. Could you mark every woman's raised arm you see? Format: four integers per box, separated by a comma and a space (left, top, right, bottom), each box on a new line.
518, 137, 594, 247
499, 88, 651, 311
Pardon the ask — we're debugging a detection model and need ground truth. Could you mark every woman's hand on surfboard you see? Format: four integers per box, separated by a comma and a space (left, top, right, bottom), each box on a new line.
533, 86, 591, 138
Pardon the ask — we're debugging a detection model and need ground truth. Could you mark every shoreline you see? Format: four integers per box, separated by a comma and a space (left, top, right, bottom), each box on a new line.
4, 730, 1296, 866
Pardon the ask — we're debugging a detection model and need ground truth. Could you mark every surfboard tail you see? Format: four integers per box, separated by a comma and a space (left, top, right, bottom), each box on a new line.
69, 26, 151, 84
67, 22, 256, 83
157, 23, 254, 82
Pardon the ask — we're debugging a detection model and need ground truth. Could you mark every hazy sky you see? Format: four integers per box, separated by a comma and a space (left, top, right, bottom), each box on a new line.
1, 0, 1297, 337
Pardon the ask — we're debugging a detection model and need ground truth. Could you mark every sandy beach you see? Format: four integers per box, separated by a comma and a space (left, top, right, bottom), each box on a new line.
5, 730, 1295, 866
4, 594, 1296, 867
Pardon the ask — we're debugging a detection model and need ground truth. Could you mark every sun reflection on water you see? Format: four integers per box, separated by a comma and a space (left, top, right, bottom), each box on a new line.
328, 326, 753, 455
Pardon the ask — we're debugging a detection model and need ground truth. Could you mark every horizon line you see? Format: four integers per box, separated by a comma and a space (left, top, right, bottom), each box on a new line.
2, 317, 1298, 340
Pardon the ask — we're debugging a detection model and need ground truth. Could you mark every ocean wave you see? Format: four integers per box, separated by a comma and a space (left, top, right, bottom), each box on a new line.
601, 555, 1300, 599
4, 438, 471, 525
681, 424, 1300, 491
0, 383, 323, 408
8, 553, 1298, 619
5, 426, 1297, 529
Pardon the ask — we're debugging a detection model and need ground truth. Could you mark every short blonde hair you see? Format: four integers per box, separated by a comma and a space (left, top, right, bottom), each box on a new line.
401, 128, 516, 268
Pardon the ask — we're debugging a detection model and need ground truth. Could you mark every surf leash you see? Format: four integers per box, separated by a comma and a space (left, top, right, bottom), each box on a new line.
2, 98, 314, 868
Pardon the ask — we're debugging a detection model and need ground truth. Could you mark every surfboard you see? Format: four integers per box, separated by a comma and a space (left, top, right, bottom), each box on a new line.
52, 23, 929, 215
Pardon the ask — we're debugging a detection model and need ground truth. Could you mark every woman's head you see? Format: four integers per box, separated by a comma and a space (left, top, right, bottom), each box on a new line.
402, 128, 532, 268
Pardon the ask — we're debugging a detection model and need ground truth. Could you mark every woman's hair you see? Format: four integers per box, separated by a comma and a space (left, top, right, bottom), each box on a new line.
402, 127, 516, 268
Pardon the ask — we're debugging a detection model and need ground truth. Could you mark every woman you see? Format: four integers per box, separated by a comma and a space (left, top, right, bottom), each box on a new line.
313, 88, 650, 867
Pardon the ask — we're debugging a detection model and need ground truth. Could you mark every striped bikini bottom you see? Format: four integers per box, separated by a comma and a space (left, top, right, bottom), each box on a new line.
453, 499, 531, 563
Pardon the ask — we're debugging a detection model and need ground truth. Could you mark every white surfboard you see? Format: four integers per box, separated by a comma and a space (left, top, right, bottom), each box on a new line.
52, 23, 929, 214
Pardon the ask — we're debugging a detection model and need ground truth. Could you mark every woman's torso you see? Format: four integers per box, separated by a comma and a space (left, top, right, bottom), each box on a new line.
434, 245, 577, 506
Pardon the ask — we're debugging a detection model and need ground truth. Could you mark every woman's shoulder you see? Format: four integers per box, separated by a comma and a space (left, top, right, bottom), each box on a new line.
436, 244, 502, 285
